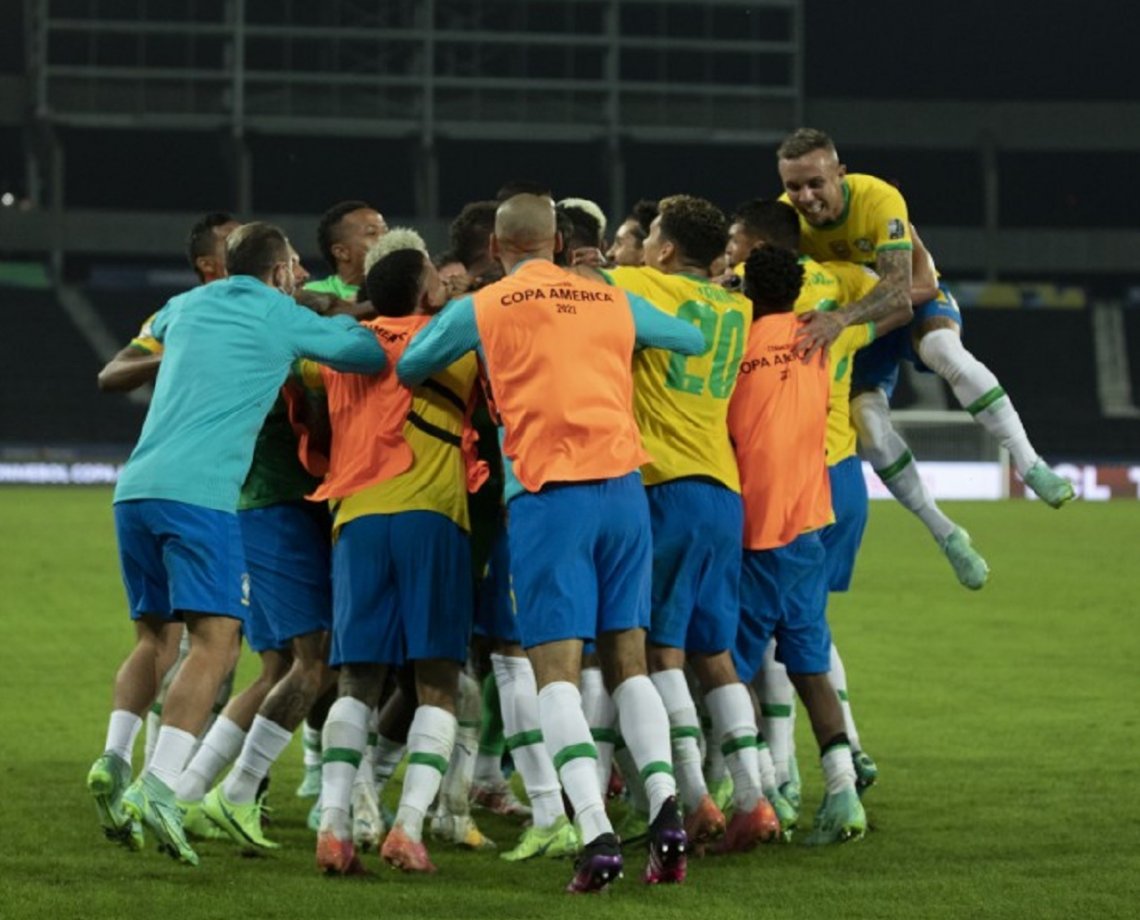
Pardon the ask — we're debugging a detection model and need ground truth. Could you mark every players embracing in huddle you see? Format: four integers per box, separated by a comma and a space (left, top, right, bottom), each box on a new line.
86, 127, 1073, 893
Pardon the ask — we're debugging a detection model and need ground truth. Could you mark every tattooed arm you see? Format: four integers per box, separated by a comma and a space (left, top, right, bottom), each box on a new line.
795, 247, 913, 359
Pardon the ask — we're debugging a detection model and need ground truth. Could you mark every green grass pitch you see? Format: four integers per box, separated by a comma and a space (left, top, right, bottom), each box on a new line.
1, 489, 1137, 919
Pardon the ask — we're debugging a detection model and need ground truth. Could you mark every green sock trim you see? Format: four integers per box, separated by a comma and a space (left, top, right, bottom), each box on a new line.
408, 751, 450, 775
966, 386, 1006, 416
367, 732, 378, 746
614, 735, 627, 753
721, 734, 758, 757
670, 725, 703, 742
875, 449, 914, 483
302, 737, 321, 752
755, 739, 770, 752
760, 703, 793, 718
591, 727, 619, 745
505, 728, 544, 751
322, 747, 362, 768
149, 702, 163, 716
837, 689, 849, 702
478, 742, 506, 757
458, 720, 480, 729
553, 742, 598, 773
639, 760, 674, 782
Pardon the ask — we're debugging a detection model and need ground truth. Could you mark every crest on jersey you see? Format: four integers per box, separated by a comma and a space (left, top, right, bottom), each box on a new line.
887, 219, 905, 240
829, 241, 851, 258
854, 237, 874, 253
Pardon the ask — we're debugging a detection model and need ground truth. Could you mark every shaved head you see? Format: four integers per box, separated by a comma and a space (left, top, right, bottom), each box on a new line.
494, 194, 557, 253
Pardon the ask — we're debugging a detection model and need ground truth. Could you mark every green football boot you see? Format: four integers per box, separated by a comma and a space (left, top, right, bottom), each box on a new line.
804, 788, 867, 846
1024, 461, 1076, 509
122, 773, 199, 865
853, 750, 879, 797
178, 800, 227, 840
87, 752, 143, 851
501, 815, 580, 861
764, 787, 799, 841
202, 786, 279, 850
707, 776, 734, 814
939, 527, 990, 590
613, 806, 650, 846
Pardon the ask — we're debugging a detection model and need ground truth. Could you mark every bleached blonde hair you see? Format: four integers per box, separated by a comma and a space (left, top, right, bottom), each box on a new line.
363, 227, 428, 275
556, 197, 607, 241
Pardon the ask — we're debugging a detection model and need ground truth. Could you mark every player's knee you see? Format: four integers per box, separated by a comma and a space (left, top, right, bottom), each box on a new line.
850, 389, 890, 444
916, 327, 971, 384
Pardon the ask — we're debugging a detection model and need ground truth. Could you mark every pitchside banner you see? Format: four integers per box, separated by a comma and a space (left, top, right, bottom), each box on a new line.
1, 460, 1139, 499
860, 462, 1140, 500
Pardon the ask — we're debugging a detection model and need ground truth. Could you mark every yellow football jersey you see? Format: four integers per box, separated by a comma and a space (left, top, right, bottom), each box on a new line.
130, 313, 162, 354
300, 353, 478, 533
782, 174, 913, 267
606, 266, 751, 490
804, 260, 879, 464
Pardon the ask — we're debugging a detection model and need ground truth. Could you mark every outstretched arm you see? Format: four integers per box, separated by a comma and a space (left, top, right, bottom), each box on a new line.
397, 296, 481, 386
627, 294, 707, 355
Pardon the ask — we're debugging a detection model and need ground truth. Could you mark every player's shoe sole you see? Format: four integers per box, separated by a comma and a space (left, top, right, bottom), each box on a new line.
471, 781, 532, 819
431, 809, 495, 850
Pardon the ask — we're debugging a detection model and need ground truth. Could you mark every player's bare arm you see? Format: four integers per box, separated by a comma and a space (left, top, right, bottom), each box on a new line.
909, 225, 939, 305
794, 248, 913, 360
97, 345, 161, 392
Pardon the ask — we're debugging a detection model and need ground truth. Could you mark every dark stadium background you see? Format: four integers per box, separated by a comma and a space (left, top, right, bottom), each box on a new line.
1, 1, 1138, 468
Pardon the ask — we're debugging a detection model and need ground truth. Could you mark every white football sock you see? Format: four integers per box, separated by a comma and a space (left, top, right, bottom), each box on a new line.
491, 653, 563, 827
821, 742, 857, 796
319, 696, 370, 838
613, 674, 676, 823
437, 672, 480, 816
614, 741, 649, 815
373, 733, 406, 791
395, 705, 457, 843
302, 721, 322, 772
579, 665, 617, 793
538, 681, 610, 843
223, 714, 292, 805
104, 710, 143, 766
175, 714, 245, 802
827, 643, 862, 753
703, 682, 762, 812
649, 668, 706, 810
756, 640, 796, 787
918, 328, 1040, 476
146, 726, 197, 791
853, 389, 957, 543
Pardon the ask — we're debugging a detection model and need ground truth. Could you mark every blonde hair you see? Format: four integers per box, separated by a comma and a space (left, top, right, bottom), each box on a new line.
363, 227, 428, 275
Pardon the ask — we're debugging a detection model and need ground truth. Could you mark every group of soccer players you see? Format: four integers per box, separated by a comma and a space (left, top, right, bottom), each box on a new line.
86, 128, 1073, 894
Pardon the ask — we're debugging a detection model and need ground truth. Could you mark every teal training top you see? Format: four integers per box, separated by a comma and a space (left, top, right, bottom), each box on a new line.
114, 275, 386, 512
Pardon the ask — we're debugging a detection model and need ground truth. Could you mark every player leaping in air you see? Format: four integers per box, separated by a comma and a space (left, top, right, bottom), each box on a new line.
778, 128, 1074, 589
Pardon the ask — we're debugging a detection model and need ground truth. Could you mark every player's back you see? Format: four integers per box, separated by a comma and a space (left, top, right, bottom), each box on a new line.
116, 276, 347, 511
728, 312, 831, 550
608, 266, 751, 490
